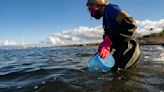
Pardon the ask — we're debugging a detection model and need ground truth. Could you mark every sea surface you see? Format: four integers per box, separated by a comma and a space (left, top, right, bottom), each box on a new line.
0, 45, 164, 92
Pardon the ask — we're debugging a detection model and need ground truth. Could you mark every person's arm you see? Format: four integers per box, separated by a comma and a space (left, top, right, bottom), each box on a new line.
110, 11, 137, 43
116, 11, 129, 23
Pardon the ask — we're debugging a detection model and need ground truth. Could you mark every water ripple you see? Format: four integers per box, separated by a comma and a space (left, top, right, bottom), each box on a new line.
0, 45, 163, 92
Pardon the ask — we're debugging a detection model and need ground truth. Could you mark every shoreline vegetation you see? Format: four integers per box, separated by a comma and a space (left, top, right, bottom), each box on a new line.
138, 30, 164, 45
59, 30, 164, 47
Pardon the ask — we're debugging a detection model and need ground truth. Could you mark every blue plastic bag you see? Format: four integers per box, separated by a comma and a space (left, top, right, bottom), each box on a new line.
87, 54, 115, 72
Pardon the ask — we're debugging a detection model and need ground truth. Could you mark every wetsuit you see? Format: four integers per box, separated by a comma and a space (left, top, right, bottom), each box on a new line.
103, 4, 140, 71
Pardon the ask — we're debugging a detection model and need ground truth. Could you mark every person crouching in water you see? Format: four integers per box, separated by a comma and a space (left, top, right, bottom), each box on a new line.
86, 0, 140, 72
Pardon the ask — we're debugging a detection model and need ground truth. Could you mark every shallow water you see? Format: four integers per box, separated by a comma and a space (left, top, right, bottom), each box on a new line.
0, 45, 163, 92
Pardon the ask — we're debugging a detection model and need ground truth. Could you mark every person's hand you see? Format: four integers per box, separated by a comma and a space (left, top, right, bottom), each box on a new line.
98, 36, 112, 58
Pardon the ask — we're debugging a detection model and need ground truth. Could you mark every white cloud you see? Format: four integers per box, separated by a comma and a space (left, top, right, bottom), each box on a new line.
0, 40, 17, 46
43, 19, 164, 46
136, 19, 164, 36
45, 26, 104, 46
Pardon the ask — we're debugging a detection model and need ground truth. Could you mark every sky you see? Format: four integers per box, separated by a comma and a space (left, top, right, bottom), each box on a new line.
0, 0, 164, 46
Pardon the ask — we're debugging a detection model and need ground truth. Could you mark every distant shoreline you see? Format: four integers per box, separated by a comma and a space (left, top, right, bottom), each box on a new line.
138, 38, 164, 45
58, 38, 164, 47
59, 31, 164, 47
0, 38, 163, 49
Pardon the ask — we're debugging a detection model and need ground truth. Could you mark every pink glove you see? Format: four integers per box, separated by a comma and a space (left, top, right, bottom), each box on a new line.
98, 36, 112, 59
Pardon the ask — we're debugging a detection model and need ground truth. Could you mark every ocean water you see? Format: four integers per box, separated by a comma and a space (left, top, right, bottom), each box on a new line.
0, 45, 163, 92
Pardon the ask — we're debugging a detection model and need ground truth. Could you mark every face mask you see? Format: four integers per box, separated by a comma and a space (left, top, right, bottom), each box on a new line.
88, 5, 102, 19
89, 5, 98, 16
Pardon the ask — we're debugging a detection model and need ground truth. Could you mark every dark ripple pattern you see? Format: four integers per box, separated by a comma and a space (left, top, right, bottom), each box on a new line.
0, 45, 164, 92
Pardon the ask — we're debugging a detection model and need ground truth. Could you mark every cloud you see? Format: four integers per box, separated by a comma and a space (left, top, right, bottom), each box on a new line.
43, 19, 164, 46
136, 19, 164, 36
45, 26, 104, 46
0, 40, 17, 46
